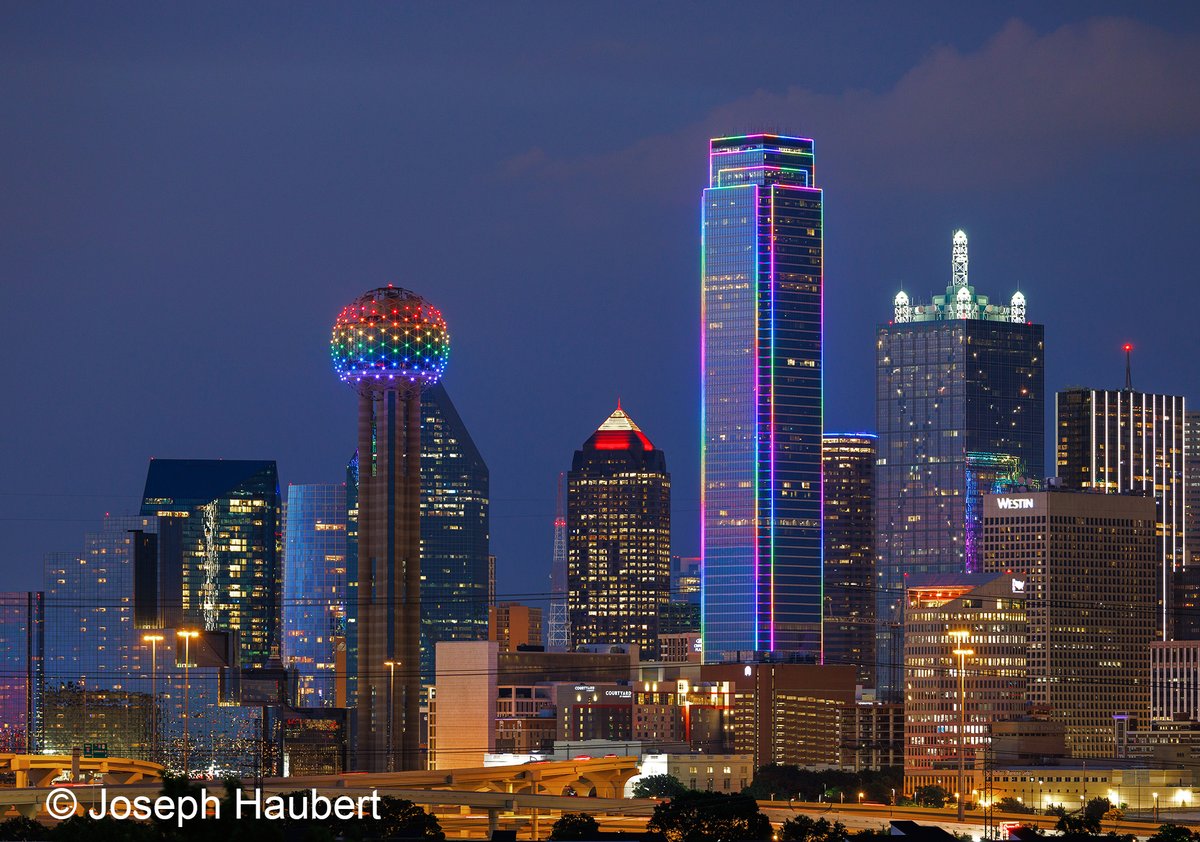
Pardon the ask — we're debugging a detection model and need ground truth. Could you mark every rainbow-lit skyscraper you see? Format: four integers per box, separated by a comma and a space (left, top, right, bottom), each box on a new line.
331, 286, 449, 772
701, 133, 824, 661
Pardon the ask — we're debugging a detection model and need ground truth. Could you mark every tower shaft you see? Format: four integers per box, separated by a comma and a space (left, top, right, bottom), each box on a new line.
355, 387, 422, 771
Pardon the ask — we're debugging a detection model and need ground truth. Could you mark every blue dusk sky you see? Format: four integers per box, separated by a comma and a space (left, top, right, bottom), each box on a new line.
2, 2, 1199, 600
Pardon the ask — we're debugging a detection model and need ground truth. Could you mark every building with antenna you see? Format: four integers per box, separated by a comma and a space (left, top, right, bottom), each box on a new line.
876, 230, 1044, 700
1055, 357, 1186, 640
567, 404, 671, 658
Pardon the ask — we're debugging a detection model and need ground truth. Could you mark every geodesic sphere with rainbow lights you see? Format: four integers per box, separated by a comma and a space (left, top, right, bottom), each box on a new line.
331, 286, 450, 390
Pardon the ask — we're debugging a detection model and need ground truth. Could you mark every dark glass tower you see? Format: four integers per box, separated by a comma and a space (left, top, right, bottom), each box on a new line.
568, 405, 671, 658
1056, 386, 1185, 639
282, 483, 348, 707
139, 459, 282, 667
0, 592, 43, 753
822, 434, 875, 687
419, 382, 490, 687
701, 133, 823, 661
875, 230, 1044, 699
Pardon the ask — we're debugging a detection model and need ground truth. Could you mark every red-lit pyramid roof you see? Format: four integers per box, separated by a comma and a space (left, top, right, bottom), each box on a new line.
584, 404, 654, 452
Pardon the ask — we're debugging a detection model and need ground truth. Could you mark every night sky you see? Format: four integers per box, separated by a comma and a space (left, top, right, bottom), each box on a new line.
3, 3, 1200, 601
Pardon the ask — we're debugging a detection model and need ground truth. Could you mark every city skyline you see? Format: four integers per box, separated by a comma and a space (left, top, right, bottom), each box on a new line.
2, 6, 1199, 599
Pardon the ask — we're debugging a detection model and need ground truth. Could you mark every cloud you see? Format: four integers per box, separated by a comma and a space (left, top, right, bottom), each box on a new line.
503, 17, 1200, 196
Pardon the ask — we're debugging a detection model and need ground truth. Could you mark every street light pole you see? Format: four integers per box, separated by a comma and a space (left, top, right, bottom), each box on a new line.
949, 630, 974, 824
177, 630, 199, 777
384, 660, 397, 773
142, 634, 164, 763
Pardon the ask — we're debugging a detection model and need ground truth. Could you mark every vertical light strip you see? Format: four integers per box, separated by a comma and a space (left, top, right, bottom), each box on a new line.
768, 185, 776, 653
752, 182, 761, 653
699, 180, 708, 661
1100, 391, 1105, 490
1182, 396, 1188, 577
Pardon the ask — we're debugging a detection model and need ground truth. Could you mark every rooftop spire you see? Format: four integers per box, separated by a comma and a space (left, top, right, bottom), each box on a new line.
952, 229, 969, 288
1124, 343, 1133, 390
587, 404, 654, 451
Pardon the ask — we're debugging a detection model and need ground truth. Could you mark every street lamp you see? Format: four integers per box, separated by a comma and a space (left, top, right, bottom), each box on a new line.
384, 660, 398, 773
949, 630, 974, 823
177, 630, 200, 777
859, 792, 865, 805
141, 633, 164, 763
1154, 792, 1159, 823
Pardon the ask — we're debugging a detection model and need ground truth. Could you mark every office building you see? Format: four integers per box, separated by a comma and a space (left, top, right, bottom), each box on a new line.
657, 632, 701, 664
982, 489, 1157, 757
44, 516, 159, 692
41, 683, 154, 759
1182, 411, 1200, 638
841, 696, 904, 771
903, 572, 1027, 793
139, 460, 281, 667
822, 433, 876, 687
659, 753, 755, 794
44, 512, 261, 773
555, 682, 634, 742
279, 708, 348, 776
419, 382, 491, 686
986, 761, 1191, 815
0, 592, 43, 753
429, 640, 639, 768
671, 556, 701, 604
567, 405, 671, 657
282, 483, 348, 708
489, 602, 543, 652
331, 286, 450, 771
633, 679, 734, 750
876, 230, 1044, 699
1151, 640, 1200, 721
702, 133, 824, 660
1056, 386, 1185, 638
700, 661, 857, 768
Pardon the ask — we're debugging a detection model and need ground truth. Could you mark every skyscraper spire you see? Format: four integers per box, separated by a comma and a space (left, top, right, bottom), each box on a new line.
952, 229, 969, 288
1124, 343, 1133, 390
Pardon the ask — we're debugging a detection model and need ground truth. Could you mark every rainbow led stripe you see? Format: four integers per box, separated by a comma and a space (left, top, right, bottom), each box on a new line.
331, 286, 450, 387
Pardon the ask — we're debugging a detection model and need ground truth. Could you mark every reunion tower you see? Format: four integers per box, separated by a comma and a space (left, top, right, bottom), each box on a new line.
331, 286, 450, 772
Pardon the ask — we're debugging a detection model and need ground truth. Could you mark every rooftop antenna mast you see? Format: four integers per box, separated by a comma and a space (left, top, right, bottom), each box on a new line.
1124, 343, 1133, 390
547, 472, 570, 651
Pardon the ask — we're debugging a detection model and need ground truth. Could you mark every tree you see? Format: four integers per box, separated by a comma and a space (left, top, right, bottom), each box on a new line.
0, 817, 48, 841
341, 797, 444, 841
779, 815, 849, 842
1149, 826, 1200, 842
549, 813, 600, 841
1053, 797, 1112, 836
912, 785, 949, 808
647, 791, 771, 842
997, 797, 1035, 815
633, 775, 690, 799
51, 814, 157, 842
373, 797, 444, 841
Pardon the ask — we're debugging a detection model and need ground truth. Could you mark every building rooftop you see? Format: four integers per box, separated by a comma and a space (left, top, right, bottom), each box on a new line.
584, 404, 654, 452
892, 230, 1027, 325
